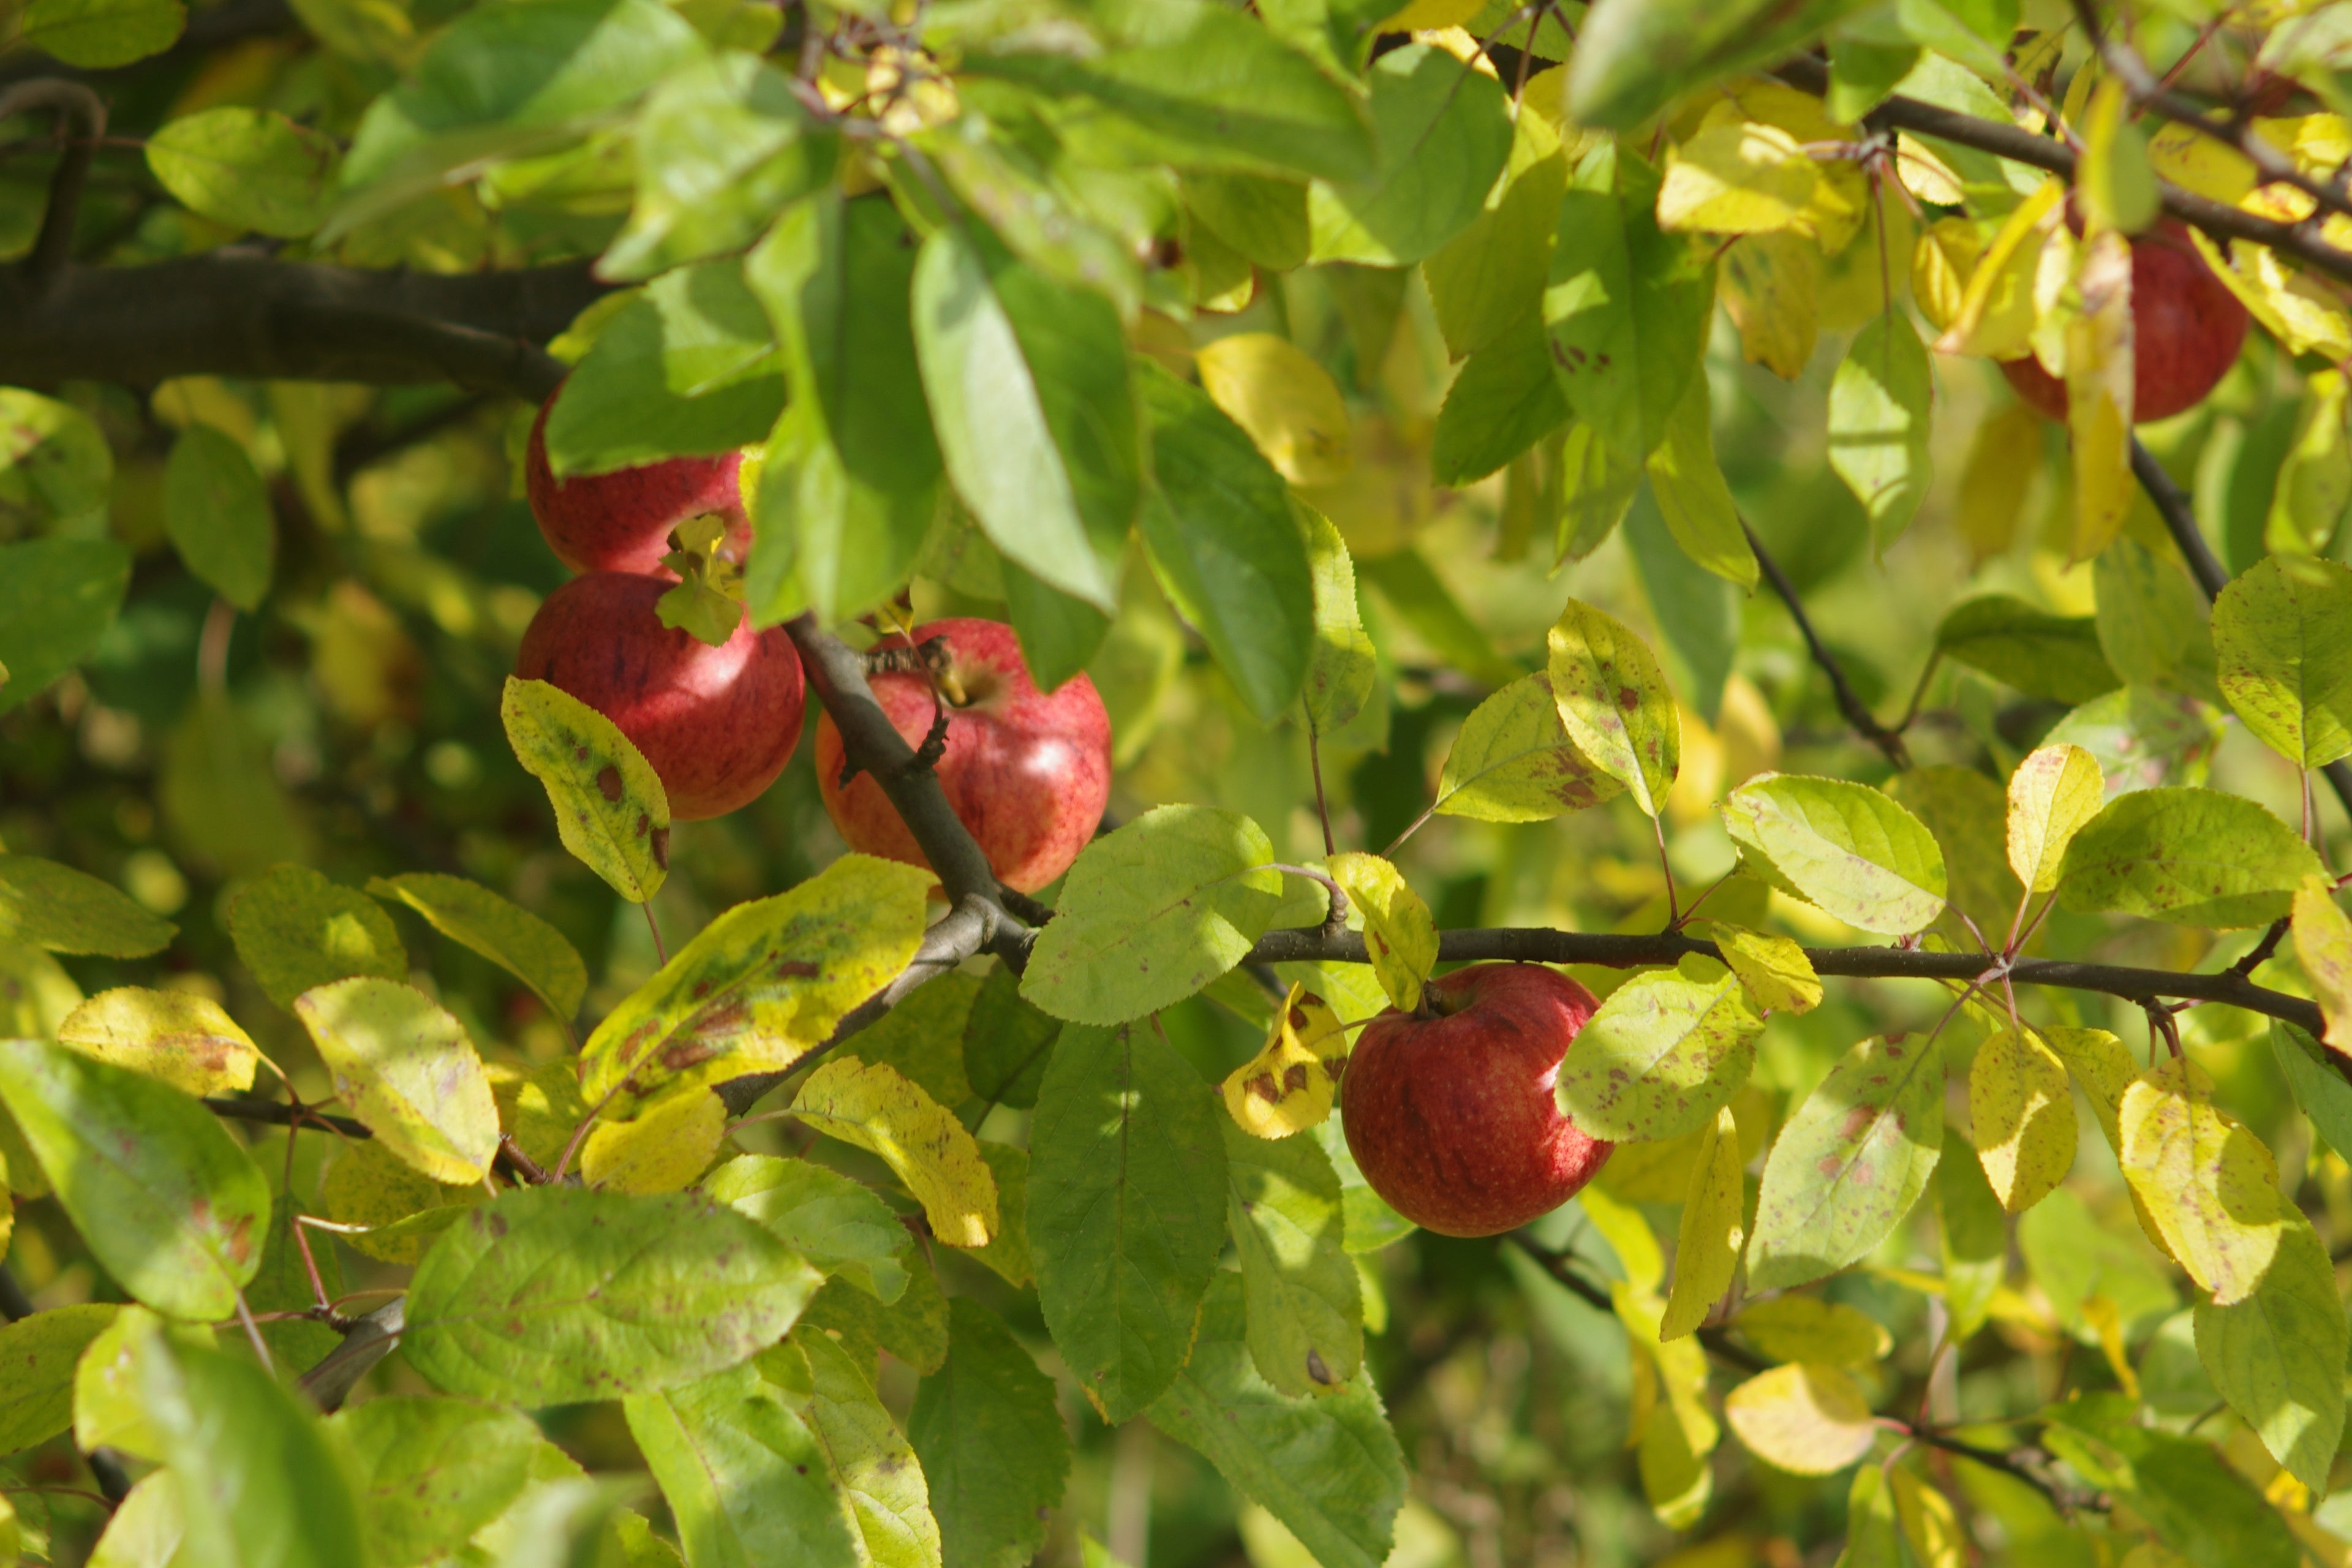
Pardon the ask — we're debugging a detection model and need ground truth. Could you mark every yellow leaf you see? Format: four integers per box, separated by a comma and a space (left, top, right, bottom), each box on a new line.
2119, 1056, 2290, 1304
1583, 1184, 1664, 1293
2067, 228, 2136, 561
1374, 0, 1481, 30
1889, 1464, 1966, 1568
2148, 121, 2255, 204
1722, 232, 1820, 379
1661, 1107, 1743, 1340
295, 976, 502, 1185
580, 1088, 726, 1194
1325, 851, 1437, 1014
1728, 1296, 1893, 1366
1935, 178, 2065, 360
1658, 118, 1822, 235
793, 1058, 999, 1248
1194, 333, 1352, 488
1970, 1028, 2077, 1213
2295, 875, 2352, 1052
2080, 79, 2159, 234
1894, 134, 1965, 206
1706, 923, 1821, 1014
2006, 742, 2106, 894
2080, 1292, 2142, 1400
1910, 216, 1980, 337
320, 1136, 480, 1264
1220, 984, 1346, 1139
2188, 225, 2352, 362
56, 986, 260, 1098
1723, 1363, 1877, 1476
1614, 1279, 1718, 1527
1954, 403, 2044, 564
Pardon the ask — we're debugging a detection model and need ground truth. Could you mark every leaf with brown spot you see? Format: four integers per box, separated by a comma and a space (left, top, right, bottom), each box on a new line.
502, 676, 671, 905
58, 986, 260, 1098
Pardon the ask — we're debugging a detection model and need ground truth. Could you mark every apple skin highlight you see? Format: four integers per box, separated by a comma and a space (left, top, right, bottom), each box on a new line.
1341, 963, 1613, 1238
813, 618, 1112, 895
516, 572, 805, 821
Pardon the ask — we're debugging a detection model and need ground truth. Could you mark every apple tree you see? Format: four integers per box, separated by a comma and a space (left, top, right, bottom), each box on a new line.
5, 0, 2352, 1563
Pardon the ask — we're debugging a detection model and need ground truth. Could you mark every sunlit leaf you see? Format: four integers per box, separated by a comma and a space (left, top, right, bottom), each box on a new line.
2005, 743, 2106, 895
1660, 1106, 1742, 1340
1546, 597, 1681, 818
793, 1058, 999, 1248
1723, 1363, 1877, 1476
296, 976, 502, 1185
2194, 1211, 2345, 1490
56, 987, 258, 1098
1555, 956, 1760, 1142
502, 677, 671, 905
581, 1087, 727, 1194
1221, 987, 1348, 1140
2119, 1057, 2292, 1306
2057, 785, 2323, 929
1194, 333, 1353, 488
2212, 554, 2352, 771
1747, 1033, 1943, 1291
1969, 1028, 2075, 1214
1718, 774, 1947, 935
1706, 924, 1822, 1014
1828, 312, 1934, 551
1433, 673, 1625, 823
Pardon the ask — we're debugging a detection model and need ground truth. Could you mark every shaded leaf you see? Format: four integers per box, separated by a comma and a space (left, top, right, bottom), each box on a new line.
0, 853, 175, 959
1224, 1109, 1361, 1396
627, 1361, 861, 1568
2005, 743, 2106, 895
705, 1153, 913, 1304
2212, 554, 2352, 770
1828, 314, 1934, 549
369, 872, 588, 1024
1660, 1106, 1743, 1340
908, 1297, 1071, 1568
1934, 596, 2120, 706
1969, 1028, 2075, 1214
1433, 672, 1624, 823
1545, 597, 1681, 818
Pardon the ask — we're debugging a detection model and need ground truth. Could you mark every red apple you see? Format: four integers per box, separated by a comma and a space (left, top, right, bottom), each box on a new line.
524, 390, 751, 576
1340, 963, 1611, 1238
514, 573, 805, 821
2000, 219, 2250, 423
813, 618, 1110, 894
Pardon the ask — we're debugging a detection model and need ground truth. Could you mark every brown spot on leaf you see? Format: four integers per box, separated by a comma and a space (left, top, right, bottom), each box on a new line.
1306, 1349, 1333, 1385
651, 827, 670, 868
596, 764, 622, 802
1283, 1063, 1310, 1093
774, 960, 820, 978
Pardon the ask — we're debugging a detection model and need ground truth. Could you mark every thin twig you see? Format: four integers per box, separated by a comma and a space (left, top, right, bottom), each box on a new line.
1743, 519, 1912, 768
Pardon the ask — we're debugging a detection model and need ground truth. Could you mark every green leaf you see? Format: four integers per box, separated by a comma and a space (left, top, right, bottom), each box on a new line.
18, 0, 183, 66
2195, 1212, 2346, 1490
1028, 1020, 1226, 1422
1000, 562, 1114, 695
601, 51, 831, 280
295, 976, 502, 1185
1324, 853, 1434, 1014
59, 986, 258, 1098
839, 971, 978, 1110
1022, 805, 1289, 1024
161, 692, 312, 877
1747, 1032, 1945, 1291
1308, 44, 1512, 266
705, 1154, 914, 1304
1644, 372, 1757, 588
1728, 1295, 1893, 1366
2211, 554, 2352, 771
0, 1039, 266, 1319
2044, 684, 2225, 795
368, 872, 588, 1024
145, 107, 340, 238
339, 0, 704, 188
1137, 363, 1315, 725
404, 1186, 824, 1404
137, 1333, 366, 1568
2094, 535, 2218, 701
1147, 1273, 1404, 1568
2057, 785, 2322, 929
1934, 596, 2122, 706
0, 1304, 117, 1455
545, 260, 785, 475
627, 1362, 862, 1568
579, 855, 932, 1115
1719, 774, 1948, 935
1355, 548, 1520, 687
745, 191, 940, 626
778, 1331, 946, 1568
799, 1263, 950, 1379
2119, 1057, 2294, 1306
161, 424, 273, 611
1433, 672, 1626, 823
1186, 174, 1311, 272
1544, 141, 1716, 466
333, 1395, 543, 1568
1834, 1463, 1901, 1568
0, 853, 175, 957
1545, 597, 1681, 818
2015, 1183, 2176, 1336
2270, 1021, 2352, 1164
1621, 486, 1739, 723
1969, 1028, 2075, 1213
2041, 1395, 2300, 1568
0, 537, 130, 715
1936, 1123, 2005, 1341
1223, 1109, 1361, 1396
908, 1297, 1071, 1568
912, 225, 1138, 614
1299, 502, 1378, 737
1663, 1107, 1745, 1340
0, 388, 112, 533
224, 862, 404, 1008
968, 2, 1373, 184
502, 676, 671, 905
1425, 107, 1569, 361
1555, 956, 1762, 1142
963, 965, 1061, 1110
1567, 0, 1872, 128
1430, 316, 1570, 487
1827, 313, 1935, 550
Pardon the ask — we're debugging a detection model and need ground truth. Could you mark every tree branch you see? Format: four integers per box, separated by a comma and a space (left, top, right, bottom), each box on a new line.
1744, 519, 1911, 769
0, 251, 598, 397
0, 77, 105, 295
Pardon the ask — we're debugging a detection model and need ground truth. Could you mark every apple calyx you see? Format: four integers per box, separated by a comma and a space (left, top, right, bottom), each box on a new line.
654, 513, 747, 648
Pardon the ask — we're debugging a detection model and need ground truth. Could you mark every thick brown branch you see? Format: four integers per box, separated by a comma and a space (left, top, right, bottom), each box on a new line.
1744, 519, 1910, 769
0, 252, 598, 397
0, 78, 105, 293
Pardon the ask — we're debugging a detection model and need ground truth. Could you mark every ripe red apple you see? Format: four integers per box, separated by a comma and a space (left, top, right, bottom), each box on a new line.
1340, 963, 1611, 1238
524, 390, 751, 576
2000, 219, 2250, 423
515, 573, 805, 821
813, 618, 1110, 894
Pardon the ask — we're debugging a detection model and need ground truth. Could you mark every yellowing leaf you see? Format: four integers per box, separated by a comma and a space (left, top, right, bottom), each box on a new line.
1221, 984, 1347, 1139
1969, 1028, 2076, 1213
1953, 402, 2042, 565
1660, 1106, 1741, 1340
1890, 1464, 1966, 1568
1581, 1183, 1663, 1293
1325, 852, 1435, 1012
1433, 672, 1625, 823
1612, 1280, 1717, 1527
1707, 923, 1820, 1014
581, 854, 932, 1115
294, 976, 500, 1185
2294, 875, 2352, 1054
2188, 225, 2352, 362
1728, 1295, 1891, 1366
1547, 598, 1680, 818
1935, 178, 2064, 360
2148, 121, 2255, 204
501, 676, 670, 905
1194, 333, 1351, 488
2006, 743, 2105, 894
1721, 231, 1820, 379
581, 1088, 727, 1194
2067, 228, 2136, 560
1375, 0, 1482, 38
1723, 1363, 1876, 1476
1657, 118, 1820, 235
2119, 1057, 2290, 1305
2079, 79, 2158, 234
1910, 216, 1979, 336
56, 986, 259, 1098
793, 1058, 999, 1248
